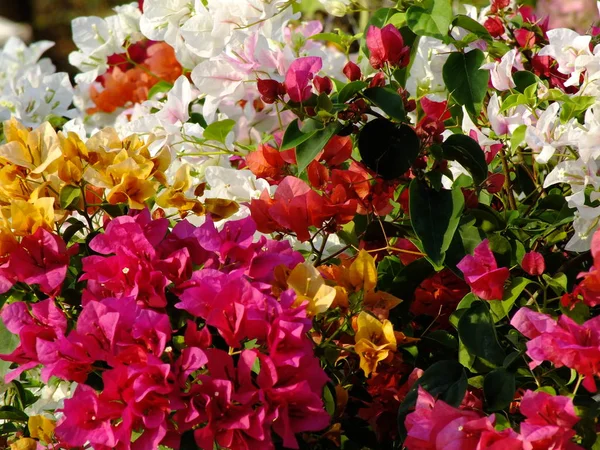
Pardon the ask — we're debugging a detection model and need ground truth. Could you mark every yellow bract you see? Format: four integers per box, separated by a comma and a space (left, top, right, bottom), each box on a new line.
28, 414, 56, 443
0, 119, 237, 236
354, 311, 397, 376
10, 438, 38, 450
287, 262, 337, 316
348, 249, 378, 292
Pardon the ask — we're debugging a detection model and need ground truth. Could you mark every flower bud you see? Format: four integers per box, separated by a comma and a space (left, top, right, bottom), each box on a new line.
257, 79, 284, 104
366, 24, 410, 69
313, 75, 333, 95
343, 61, 362, 81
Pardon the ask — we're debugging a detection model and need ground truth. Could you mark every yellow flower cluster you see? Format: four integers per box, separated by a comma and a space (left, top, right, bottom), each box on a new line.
0, 119, 238, 237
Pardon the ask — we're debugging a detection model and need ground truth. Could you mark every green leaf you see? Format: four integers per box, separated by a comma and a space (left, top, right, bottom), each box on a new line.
309, 32, 345, 47
338, 80, 368, 104
512, 71, 538, 93
458, 301, 506, 367
59, 185, 82, 210
189, 112, 207, 128
62, 220, 85, 244
398, 360, 467, 436
511, 124, 527, 149
281, 119, 318, 150
489, 277, 531, 322
443, 50, 489, 118
484, 368, 516, 411
363, 87, 406, 121
406, 0, 452, 39
0, 405, 28, 421
0, 318, 19, 379
452, 15, 492, 41
442, 134, 488, 185
409, 180, 464, 266
424, 330, 458, 349
203, 119, 236, 144
296, 121, 342, 174
147, 80, 173, 99
324, 383, 336, 417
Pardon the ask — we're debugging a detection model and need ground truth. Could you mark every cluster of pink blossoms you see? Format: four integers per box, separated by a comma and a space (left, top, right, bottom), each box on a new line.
405, 387, 582, 449
1, 210, 331, 449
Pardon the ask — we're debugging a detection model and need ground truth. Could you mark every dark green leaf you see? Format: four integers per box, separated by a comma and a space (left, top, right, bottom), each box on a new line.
338, 81, 368, 104
358, 118, 420, 179
513, 71, 537, 93
424, 330, 458, 349
281, 119, 318, 150
62, 220, 86, 244
363, 87, 406, 121
189, 112, 207, 128
484, 368, 516, 411
442, 133, 488, 185
452, 15, 492, 41
458, 301, 506, 367
203, 119, 236, 144
409, 180, 464, 266
0, 405, 28, 421
296, 121, 342, 174
406, 0, 452, 39
443, 50, 489, 118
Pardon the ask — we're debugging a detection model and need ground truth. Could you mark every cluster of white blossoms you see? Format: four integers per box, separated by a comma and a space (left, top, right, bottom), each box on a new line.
0, 38, 75, 127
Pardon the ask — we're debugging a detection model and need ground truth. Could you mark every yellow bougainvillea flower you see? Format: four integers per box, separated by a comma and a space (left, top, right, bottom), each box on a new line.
287, 262, 337, 316
348, 249, 377, 292
7, 197, 55, 235
107, 174, 157, 210
28, 414, 55, 444
0, 120, 62, 174
10, 438, 37, 450
204, 198, 239, 221
354, 311, 397, 376
57, 131, 89, 184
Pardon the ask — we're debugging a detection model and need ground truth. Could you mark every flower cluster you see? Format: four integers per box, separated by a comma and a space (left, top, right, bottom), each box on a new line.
2, 0, 600, 448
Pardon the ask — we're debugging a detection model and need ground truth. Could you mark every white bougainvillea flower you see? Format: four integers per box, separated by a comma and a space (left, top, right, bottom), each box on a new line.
481, 49, 521, 91
538, 28, 592, 87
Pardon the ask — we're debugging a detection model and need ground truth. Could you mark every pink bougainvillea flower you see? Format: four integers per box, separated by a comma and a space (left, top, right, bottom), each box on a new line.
521, 251, 546, 276
56, 384, 119, 448
285, 56, 322, 103
366, 24, 410, 69
575, 228, 600, 306
511, 307, 600, 392
9, 228, 75, 295
519, 390, 583, 450
457, 239, 510, 300
342, 61, 361, 81
404, 387, 523, 450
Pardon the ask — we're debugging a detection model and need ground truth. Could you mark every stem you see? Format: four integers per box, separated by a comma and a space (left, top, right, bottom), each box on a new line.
499, 146, 517, 210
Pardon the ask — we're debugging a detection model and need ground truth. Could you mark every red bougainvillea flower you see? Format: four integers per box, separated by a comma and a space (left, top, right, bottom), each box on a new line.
511, 307, 600, 392
366, 24, 410, 69
342, 61, 362, 81
575, 229, 600, 306
411, 269, 470, 327
457, 239, 510, 300
285, 57, 323, 103
521, 251, 545, 276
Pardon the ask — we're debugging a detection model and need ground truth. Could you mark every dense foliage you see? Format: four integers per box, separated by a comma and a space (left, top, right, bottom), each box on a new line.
1, 0, 600, 449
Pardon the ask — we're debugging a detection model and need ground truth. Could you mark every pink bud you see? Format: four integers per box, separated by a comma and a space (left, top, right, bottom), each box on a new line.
366, 24, 410, 69
521, 252, 545, 276
343, 61, 362, 81
313, 75, 333, 95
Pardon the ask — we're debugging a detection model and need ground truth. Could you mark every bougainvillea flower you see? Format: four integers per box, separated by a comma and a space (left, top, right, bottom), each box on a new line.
285, 56, 322, 103
286, 262, 336, 316
521, 251, 546, 276
354, 312, 397, 376
519, 390, 583, 450
404, 387, 523, 450
457, 239, 510, 300
9, 227, 75, 295
366, 24, 410, 69
575, 229, 600, 306
348, 249, 377, 292
511, 307, 600, 392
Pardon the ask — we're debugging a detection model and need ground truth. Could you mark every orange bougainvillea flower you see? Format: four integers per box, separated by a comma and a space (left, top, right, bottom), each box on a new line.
89, 42, 183, 114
